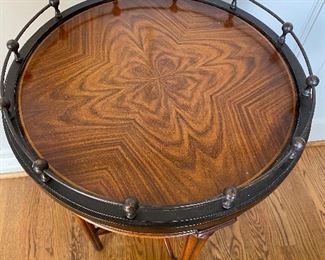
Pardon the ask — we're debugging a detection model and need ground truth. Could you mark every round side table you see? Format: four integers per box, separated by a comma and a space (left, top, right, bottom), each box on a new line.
1, 0, 319, 259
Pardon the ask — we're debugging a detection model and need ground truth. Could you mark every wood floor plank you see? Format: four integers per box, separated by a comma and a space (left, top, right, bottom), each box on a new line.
298, 147, 325, 230
0, 145, 324, 260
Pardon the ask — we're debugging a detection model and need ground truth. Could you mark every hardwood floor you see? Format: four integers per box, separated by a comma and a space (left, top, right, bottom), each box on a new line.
0, 145, 324, 260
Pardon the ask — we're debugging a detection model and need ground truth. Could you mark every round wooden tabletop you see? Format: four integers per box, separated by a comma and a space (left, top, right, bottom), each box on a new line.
18, 0, 297, 206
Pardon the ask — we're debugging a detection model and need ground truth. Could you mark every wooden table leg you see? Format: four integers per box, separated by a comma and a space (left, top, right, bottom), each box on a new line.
181, 218, 237, 260
76, 217, 104, 251
181, 234, 212, 260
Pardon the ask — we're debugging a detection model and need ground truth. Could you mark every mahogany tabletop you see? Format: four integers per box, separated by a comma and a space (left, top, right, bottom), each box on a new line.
18, 0, 297, 207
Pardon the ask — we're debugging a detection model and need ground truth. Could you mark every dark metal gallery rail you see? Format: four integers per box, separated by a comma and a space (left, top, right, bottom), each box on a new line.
0, 0, 320, 221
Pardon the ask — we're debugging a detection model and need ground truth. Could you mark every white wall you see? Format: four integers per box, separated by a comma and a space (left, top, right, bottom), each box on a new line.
0, 0, 324, 173
0, 0, 80, 173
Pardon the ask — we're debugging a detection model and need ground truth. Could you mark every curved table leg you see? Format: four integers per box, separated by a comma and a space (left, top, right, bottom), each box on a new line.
181, 218, 237, 260
76, 217, 104, 251
181, 234, 212, 260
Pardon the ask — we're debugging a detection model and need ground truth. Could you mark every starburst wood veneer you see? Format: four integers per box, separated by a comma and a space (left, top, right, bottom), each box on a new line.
18, 0, 296, 206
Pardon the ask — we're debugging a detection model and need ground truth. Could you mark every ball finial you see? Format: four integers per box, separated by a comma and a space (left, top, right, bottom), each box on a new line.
32, 159, 49, 174
304, 75, 320, 97
49, 0, 62, 18
278, 22, 293, 45
282, 22, 293, 34
32, 159, 50, 183
306, 75, 320, 88
123, 197, 139, 219
7, 39, 19, 52
7, 39, 21, 62
222, 186, 238, 209
49, 0, 59, 8
289, 137, 305, 159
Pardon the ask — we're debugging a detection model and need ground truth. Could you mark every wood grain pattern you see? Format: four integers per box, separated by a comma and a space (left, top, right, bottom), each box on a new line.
18, 0, 297, 205
0, 145, 324, 260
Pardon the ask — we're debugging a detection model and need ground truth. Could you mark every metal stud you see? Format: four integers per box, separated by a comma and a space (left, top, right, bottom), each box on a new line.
303, 75, 320, 97
7, 39, 22, 62
278, 22, 293, 45
289, 137, 305, 160
123, 197, 139, 219
40, 173, 50, 183
32, 159, 50, 182
49, 0, 62, 19
230, 0, 237, 10
222, 186, 238, 209
0, 97, 10, 110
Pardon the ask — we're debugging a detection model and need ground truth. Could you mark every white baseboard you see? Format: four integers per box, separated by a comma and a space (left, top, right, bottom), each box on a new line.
0, 150, 23, 173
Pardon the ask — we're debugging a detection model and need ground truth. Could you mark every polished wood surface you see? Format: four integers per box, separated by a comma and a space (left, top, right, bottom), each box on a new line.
19, 0, 296, 205
0, 145, 323, 259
